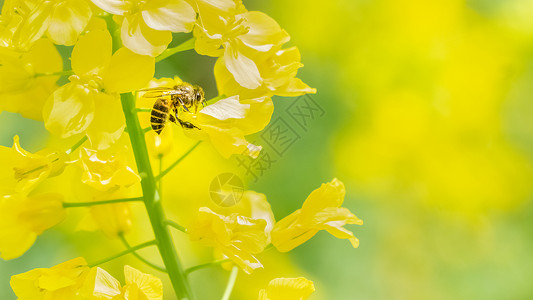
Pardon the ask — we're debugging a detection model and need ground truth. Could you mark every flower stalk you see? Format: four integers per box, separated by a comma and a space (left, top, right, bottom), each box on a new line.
120, 92, 195, 300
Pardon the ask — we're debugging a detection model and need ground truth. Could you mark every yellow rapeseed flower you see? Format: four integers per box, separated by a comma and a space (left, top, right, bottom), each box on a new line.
194, 7, 289, 89
91, 0, 196, 56
180, 95, 273, 158
0, 0, 92, 50
138, 77, 273, 158
10, 257, 90, 299
214, 46, 316, 99
0, 135, 67, 196
0, 38, 62, 120
43, 29, 154, 149
79, 147, 140, 192
81, 265, 163, 300
271, 178, 363, 252
258, 277, 315, 300
0, 193, 65, 260
213, 190, 275, 243
188, 207, 269, 274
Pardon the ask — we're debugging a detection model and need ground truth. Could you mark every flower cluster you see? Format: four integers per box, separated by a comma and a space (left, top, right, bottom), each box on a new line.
0, 0, 362, 299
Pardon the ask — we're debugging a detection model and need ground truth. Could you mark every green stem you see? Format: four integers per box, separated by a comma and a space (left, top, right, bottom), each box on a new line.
63, 197, 143, 208
119, 234, 167, 273
89, 240, 157, 267
121, 92, 195, 300
34, 70, 74, 77
221, 266, 239, 300
164, 219, 187, 234
185, 259, 231, 276
137, 108, 152, 112
65, 136, 88, 155
156, 37, 195, 63
156, 141, 202, 181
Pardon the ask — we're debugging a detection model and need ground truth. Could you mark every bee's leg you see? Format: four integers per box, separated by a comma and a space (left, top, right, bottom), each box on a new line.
177, 117, 200, 130
168, 114, 177, 123
178, 99, 190, 112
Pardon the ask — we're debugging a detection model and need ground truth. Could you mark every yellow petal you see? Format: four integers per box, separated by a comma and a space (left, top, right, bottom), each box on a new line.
90, 203, 133, 238
121, 14, 171, 57
260, 277, 315, 300
81, 267, 122, 299
223, 44, 262, 89
91, 0, 130, 15
11, 1, 53, 51
0, 220, 37, 260
80, 147, 140, 192
47, 0, 92, 45
142, 0, 195, 32
71, 29, 112, 76
124, 265, 163, 300
237, 11, 289, 52
323, 225, 360, 248
19, 193, 66, 235
276, 78, 317, 97
10, 268, 46, 299
43, 82, 96, 138
301, 178, 346, 213
86, 92, 125, 150
102, 47, 155, 93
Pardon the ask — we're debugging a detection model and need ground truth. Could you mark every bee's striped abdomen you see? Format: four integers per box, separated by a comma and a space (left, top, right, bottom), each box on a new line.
151, 98, 171, 135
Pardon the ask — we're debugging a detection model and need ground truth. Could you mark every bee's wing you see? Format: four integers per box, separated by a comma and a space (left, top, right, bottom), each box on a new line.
139, 87, 188, 98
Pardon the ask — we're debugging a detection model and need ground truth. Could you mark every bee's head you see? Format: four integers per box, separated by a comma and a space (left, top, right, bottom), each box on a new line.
193, 85, 206, 105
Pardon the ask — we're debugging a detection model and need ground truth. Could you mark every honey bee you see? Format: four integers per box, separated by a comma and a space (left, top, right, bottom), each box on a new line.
140, 83, 206, 135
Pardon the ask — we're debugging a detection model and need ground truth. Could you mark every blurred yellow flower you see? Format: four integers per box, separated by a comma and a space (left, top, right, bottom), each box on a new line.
0, 193, 65, 259
43, 29, 154, 149
0, 38, 62, 120
272, 178, 363, 252
91, 0, 195, 56
10, 257, 90, 299
258, 277, 315, 300
82, 265, 162, 300
79, 147, 140, 192
181, 95, 273, 158
214, 46, 316, 99
0, 0, 92, 50
0, 135, 67, 196
188, 207, 269, 274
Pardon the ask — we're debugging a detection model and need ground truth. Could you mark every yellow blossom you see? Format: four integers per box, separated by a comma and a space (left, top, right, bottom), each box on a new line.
0, 193, 65, 260
213, 190, 275, 243
271, 178, 363, 252
214, 46, 316, 99
43, 29, 154, 149
138, 77, 273, 158
194, 7, 289, 89
258, 277, 315, 300
91, 0, 196, 56
0, 38, 62, 120
10, 257, 90, 299
79, 147, 140, 192
82, 265, 163, 300
180, 95, 273, 158
0, 0, 92, 50
0, 135, 67, 196
188, 207, 269, 274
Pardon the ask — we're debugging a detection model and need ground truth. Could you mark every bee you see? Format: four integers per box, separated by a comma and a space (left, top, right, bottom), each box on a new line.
140, 83, 206, 135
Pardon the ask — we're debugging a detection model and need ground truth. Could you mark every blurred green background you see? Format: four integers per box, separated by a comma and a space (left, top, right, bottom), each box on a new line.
3, 0, 533, 299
